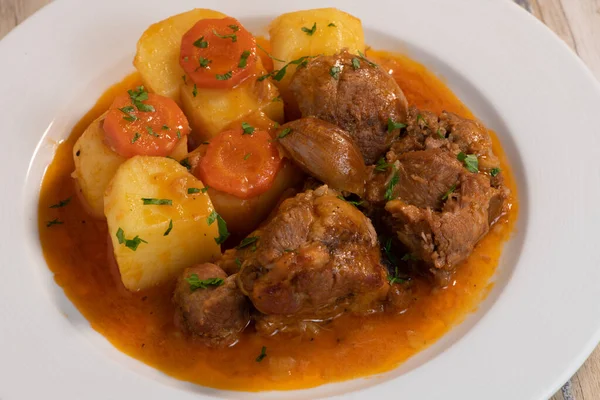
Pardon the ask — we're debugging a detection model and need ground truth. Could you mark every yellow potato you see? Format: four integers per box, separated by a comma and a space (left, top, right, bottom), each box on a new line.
104, 156, 221, 292
269, 8, 365, 91
133, 9, 227, 101
180, 59, 284, 143
72, 115, 188, 219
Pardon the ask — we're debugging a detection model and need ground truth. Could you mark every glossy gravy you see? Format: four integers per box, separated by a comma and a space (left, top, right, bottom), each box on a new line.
38, 51, 518, 391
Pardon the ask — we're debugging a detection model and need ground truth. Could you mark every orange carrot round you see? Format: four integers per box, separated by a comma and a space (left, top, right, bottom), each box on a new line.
103, 87, 190, 158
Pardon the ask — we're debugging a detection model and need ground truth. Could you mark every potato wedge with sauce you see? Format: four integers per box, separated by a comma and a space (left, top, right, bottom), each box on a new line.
104, 156, 221, 291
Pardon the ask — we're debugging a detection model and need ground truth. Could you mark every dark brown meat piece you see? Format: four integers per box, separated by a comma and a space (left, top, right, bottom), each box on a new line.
173, 264, 250, 347
230, 186, 390, 326
289, 51, 408, 164
391, 107, 501, 175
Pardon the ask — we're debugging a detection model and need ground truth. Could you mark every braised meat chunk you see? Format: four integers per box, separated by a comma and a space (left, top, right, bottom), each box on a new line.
289, 51, 408, 164
232, 186, 390, 325
173, 263, 250, 347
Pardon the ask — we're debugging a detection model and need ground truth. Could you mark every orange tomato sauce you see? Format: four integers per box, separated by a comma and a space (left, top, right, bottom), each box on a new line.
38, 52, 518, 391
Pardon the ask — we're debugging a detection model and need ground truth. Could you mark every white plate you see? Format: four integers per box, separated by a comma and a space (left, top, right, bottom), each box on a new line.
1, 0, 600, 399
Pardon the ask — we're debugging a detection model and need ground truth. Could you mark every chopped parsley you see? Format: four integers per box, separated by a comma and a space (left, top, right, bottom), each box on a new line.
49, 197, 71, 208
374, 157, 392, 172
46, 219, 63, 227
188, 188, 201, 194
277, 127, 292, 139
416, 114, 426, 126
207, 211, 230, 244
351, 57, 360, 70
256, 346, 267, 362
131, 132, 141, 144
228, 24, 239, 32
243, 153, 251, 160
329, 65, 341, 80
182, 75, 187, 84
328, 22, 336, 27
256, 43, 286, 63
141, 198, 172, 206
337, 195, 363, 207
212, 29, 237, 42
180, 158, 192, 170
146, 126, 160, 137
185, 274, 224, 291
490, 167, 501, 177
163, 219, 173, 236
197, 56, 211, 69
258, 55, 314, 82
193, 36, 208, 48
127, 86, 155, 112
216, 71, 233, 80
201, 186, 209, 193
235, 258, 242, 268
387, 117, 407, 133
237, 236, 259, 249
382, 236, 399, 266
192, 84, 198, 97
272, 96, 282, 102
176, 130, 181, 139
118, 106, 137, 122
162, 125, 169, 130
301, 22, 317, 36
457, 152, 479, 173
238, 50, 251, 68
116, 227, 148, 251
388, 266, 405, 284
357, 50, 378, 67
241, 122, 255, 135
384, 168, 399, 201
436, 128, 445, 139
441, 184, 457, 201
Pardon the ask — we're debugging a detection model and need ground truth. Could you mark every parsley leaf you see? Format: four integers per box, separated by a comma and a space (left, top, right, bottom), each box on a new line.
357, 50, 378, 67
216, 71, 233, 80
49, 197, 71, 208
235, 258, 242, 268
441, 184, 457, 201
131, 132, 141, 143
197, 56, 211, 69
388, 266, 405, 284
146, 126, 160, 137
241, 122, 255, 135
238, 50, 251, 68
201, 186, 209, 193
163, 219, 173, 236
436, 128, 445, 139
490, 167, 501, 177
301, 22, 317, 36
118, 106, 137, 122
351, 57, 360, 70
256, 43, 286, 63
382, 236, 399, 266
384, 168, 399, 201
188, 188, 201, 194
116, 228, 147, 251
328, 22, 336, 27
207, 211, 229, 244
237, 236, 259, 249
374, 157, 391, 172
337, 195, 363, 207
46, 219, 63, 227
212, 29, 237, 42
272, 96, 282, 102
142, 198, 172, 206
329, 66, 341, 80
127, 86, 155, 112
256, 346, 267, 362
457, 152, 479, 173
185, 274, 224, 291
193, 36, 208, 48
387, 117, 407, 133
243, 153, 251, 160
228, 24, 239, 32
192, 84, 198, 97
180, 158, 192, 170
277, 127, 292, 139
162, 125, 169, 130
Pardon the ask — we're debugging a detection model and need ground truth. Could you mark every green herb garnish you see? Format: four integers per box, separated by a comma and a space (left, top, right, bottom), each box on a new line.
357, 50, 378, 67
441, 184, 457, 201
212, 29, 237, 42
351, 57, 360, 70
207, 211, 229, 244
118, 106, 137, 122
46, 219, 63, 228
163, 219, 173, 236
329, 66, 341, 80
192, 84, 198, 97
193, 36, 208, 48
128, 86, 155, 112
277, 127, 292, 139
228, 24, 239, 32
241, 122, 255, 135
328, 22, 336, 27
131, 132, 141, 143
384, 168, 399, 201
188, 188, 201, 194
490, 167, 501, 177
238, 50, 251, 68
49, 197, 71, 209
256, 346, 267, 362
457, 152, 479, 173
216, 71, 233, 80
387, 117, 406, 133
237, 236, 259, 249
374, 157, 392, 172
301, 22, 317, 36
116, 227, 147, 251
146, 126, 160, 138
243, 153, 251, 160
256, 43, 286, 63
197, 56, 211, 69
142, 198, 172, 206
185, 274, 224, 291
180, 158, 192, 170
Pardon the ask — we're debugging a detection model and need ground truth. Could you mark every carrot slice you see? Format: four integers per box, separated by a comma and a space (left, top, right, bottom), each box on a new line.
103, 87, 190, 158
195, 127, 282, 199
180, 17, 257, 89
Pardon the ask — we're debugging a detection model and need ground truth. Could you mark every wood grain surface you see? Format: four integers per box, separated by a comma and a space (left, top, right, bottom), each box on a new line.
1, 0, 599, 399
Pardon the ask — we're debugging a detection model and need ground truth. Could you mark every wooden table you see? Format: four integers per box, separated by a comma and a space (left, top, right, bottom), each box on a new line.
1, 0, 599, 398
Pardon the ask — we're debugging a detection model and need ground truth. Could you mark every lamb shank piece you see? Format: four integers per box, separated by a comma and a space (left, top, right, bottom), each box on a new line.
289, 50, 408, 164
173, 263, 250, 347
223, 186, 391, 333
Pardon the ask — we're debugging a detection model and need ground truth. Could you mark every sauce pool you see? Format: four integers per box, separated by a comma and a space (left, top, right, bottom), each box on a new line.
38, 51, 518, 391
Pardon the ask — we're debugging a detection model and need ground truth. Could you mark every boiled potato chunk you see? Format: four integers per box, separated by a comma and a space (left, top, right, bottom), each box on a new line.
72, 115, 188, 219
180, 59, 284, 143
73, 114, 126, 219
269, 8, 365, 90
104, 156, 221, 291
134, 9, 227, 102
